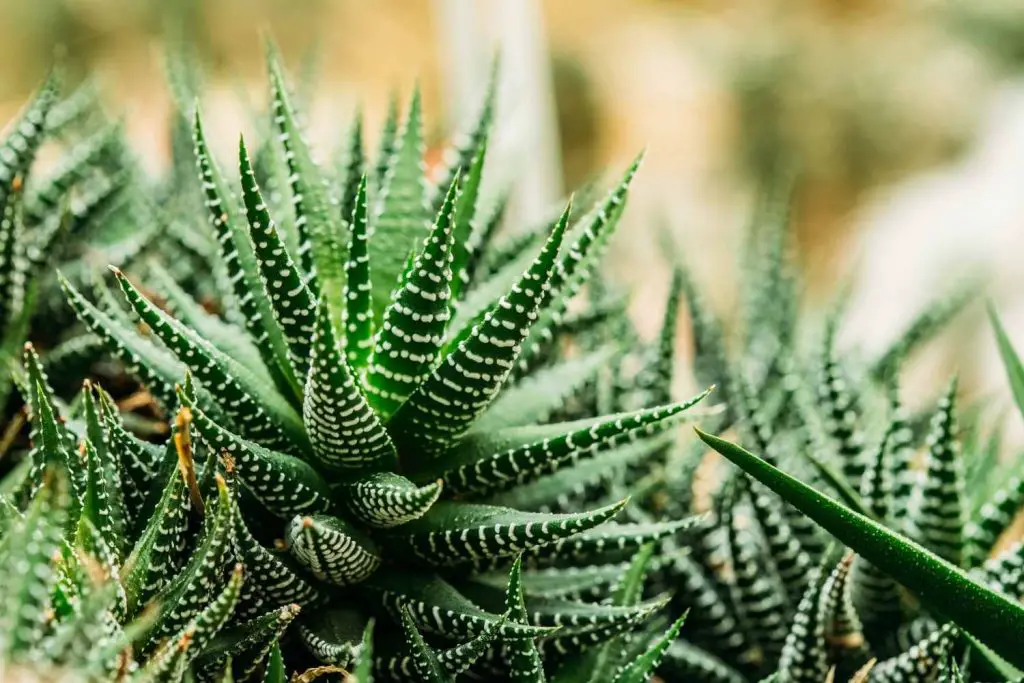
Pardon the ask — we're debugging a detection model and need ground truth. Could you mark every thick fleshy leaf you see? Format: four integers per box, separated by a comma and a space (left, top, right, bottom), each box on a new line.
517, 155, 643, 374
436, 393, 708, 498
286, 513, 382, 585
907, 378, 965, 567
303, 298, 396, 473
111, 267, 306, 451
383, 499, 626, 567
198, 603, 302, 680
696, 428, 1024, 669
449, 137, 489, 302
145, 260, 264, 374
609, 614, 686, 683
146, 473, 236, 647
369, 87, 430, 321
474, 347, 615, 432
341, 471, 442, 529
504, 555, 545, 683
336, 111, 364, 225
362, 569, 551, 640
268, 49, 346, 300
343, 174, 374, 371
0, 467, 68, 659
122, 415, 195, 614
388, 203, 568, 463
182, 396, 331, 518
231, 499, 320, 620
399, 607, 455, 683
298, 606, 367, 667
991, 305, 1024, 423
238, 137, 318, 382
364, 176, 458, 417
193, 109, 300, 400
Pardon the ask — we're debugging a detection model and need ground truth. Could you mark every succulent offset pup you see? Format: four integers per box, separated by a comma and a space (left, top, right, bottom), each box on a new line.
0, 47, 712, 681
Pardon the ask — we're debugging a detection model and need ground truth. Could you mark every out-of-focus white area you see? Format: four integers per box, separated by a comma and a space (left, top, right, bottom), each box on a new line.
844, 82, 1024, 433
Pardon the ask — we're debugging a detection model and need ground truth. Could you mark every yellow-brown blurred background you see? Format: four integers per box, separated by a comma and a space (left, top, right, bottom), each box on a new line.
3, 0, 1024, 411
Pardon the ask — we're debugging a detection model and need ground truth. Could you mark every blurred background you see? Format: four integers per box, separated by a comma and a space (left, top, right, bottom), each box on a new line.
2, 0, 1024, 417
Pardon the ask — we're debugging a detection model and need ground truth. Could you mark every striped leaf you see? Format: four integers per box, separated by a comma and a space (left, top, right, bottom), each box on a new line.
388, 203, 569, 463
303, 297, 396, 474
112, 267, 307, 452
907, 378, 965, 567
383, 499, 626, 567
364, 176, 458, 417
285, 513, 382, 586
193, 109, 300, 400
341, 471, 442, 529
436, 393, 708, 498
697, 428, 1024, 670
182, 396, 331, 518
238, 136, 317, 383
268, 45, 347, 312
343, 174, 374, 371
369, 87, 430, 320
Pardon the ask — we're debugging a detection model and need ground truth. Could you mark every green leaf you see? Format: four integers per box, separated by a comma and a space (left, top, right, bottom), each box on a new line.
473, 347, 616, 432
297, 605, 366, 667
369, 86, 430, 322
342, 471, 442, 529
193, 108, 300, 401
231, 498, 320, 620
696, 428, 1024, 669
122, 411, 196, 614
0, 178, 26, 331
370, 94, 399, 192
399, 606, 455, 683
518, 155, 643, 374
238, 135, 317, 383
26, 122, 120, 224
0, 467, 68, 658
504, 555, 545, 683
350, 619, 375, 682
145, 260, 265, 374
364, 176, 458, 417
609, 613, 686, 683
286, 513, 381, 585
436, 393, 708, 498
112, 267, 307, 452
384, 498, 626, 567
146, 472, 237, 648
363, 569, 551, 641
197, 602, 301, 680
449, 137, 488, 302
264, 641, 286, 683
429, 58, 497, 219
181, 562, 245, 660
388, 203, 569, 464
60, 272, 182, 411
268, 43, 348, 317
343, 174, 374, 371
907, 378, 965, 567
336, 110, 364, 226
304, 297, 397, 473
990, 304, 1024, 424
182, 396, 331, 518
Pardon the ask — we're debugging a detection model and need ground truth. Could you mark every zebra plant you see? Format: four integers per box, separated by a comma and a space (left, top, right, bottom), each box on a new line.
608, 181, 1024, 682
33, 44, 709, 681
